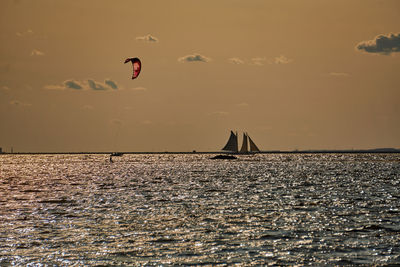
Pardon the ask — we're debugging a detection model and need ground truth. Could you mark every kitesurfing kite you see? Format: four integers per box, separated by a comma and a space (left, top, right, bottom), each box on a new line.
124, 57, 142, 79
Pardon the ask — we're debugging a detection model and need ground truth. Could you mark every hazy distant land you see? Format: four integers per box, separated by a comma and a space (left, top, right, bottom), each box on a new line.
1, 148, 399, 155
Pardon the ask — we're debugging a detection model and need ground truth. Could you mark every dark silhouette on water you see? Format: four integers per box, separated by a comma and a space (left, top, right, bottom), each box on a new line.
211, 130, 260, 159
210, 154, 237, 160
109, 152, 123, 163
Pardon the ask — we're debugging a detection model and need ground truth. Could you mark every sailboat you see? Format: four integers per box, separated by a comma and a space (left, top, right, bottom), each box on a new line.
222, 131, 260, 154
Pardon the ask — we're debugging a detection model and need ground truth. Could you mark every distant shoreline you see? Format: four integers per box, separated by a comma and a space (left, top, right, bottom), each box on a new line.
1, 149, 399, 155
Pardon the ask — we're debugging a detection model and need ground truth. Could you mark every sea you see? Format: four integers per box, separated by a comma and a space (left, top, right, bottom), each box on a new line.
1, 153, 399, 266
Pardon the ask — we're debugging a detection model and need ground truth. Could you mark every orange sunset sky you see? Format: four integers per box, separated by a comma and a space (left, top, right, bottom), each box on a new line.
1, 0, 399, 152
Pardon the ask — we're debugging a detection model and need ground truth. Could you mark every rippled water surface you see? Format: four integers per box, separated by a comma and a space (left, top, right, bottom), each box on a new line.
1, 153, 400, 265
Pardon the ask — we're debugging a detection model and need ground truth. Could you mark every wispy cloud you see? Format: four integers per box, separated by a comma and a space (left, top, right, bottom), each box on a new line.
237, 102, 249, 107
228, 55, 293, 66
117, 86, 148, 92
251, 57, 267, 66
178, 53, 211, 63
16, 29, 34, 37
274, 55, 293, 64
10, 100, 31, 107
31, 49, 44, 56
328, 72, 350, 77
43, 84, 65, 90
136, 34, 159, 43
228, 57, 245, 64
209, 111, 229, 116
356, 33, 400, 55
130, 86, 147, 91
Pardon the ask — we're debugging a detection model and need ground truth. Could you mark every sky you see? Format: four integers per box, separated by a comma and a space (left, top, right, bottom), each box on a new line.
0, 0, 399, 152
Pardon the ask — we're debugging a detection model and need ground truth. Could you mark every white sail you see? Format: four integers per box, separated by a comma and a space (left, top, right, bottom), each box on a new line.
222, 131, 238, 152
240, 133, 248, 153
248, 135, 260, 152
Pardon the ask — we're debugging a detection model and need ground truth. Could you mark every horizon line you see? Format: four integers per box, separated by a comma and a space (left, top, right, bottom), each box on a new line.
1, 148, 400, 155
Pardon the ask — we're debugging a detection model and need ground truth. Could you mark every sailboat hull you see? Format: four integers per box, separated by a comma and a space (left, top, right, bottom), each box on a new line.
211, 154, 237, 160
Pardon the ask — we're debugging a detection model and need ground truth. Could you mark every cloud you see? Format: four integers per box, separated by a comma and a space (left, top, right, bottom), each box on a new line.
251, 57, 266, 66
118, 86, 147, 92
10, 100, 31, 107
44, 79, 119, 91
237, 102, 249, 107
356, 33, 400, 55
65, 80, 84, 90
105, 79, 118, 89
274, 55, 292, 64
10, 100, 21, 105
136, 34, 159, 43
209, 111, 229, 116
130, 86, 147, 91
228, 56, 292, 66
178, 53, 211, 63
88, 79, 109, 91
43, 84, 65, 90
228, 57, 245, 64
16, 29, 34, 37
31, 49, 44, 56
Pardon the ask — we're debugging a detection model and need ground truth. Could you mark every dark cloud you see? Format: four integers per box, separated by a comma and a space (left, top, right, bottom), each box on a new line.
88, 79, 108, 91
178, 54, 211, 63
64, 80, 83, 90
105, 79, 118, 89
356, 33, 400, 55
